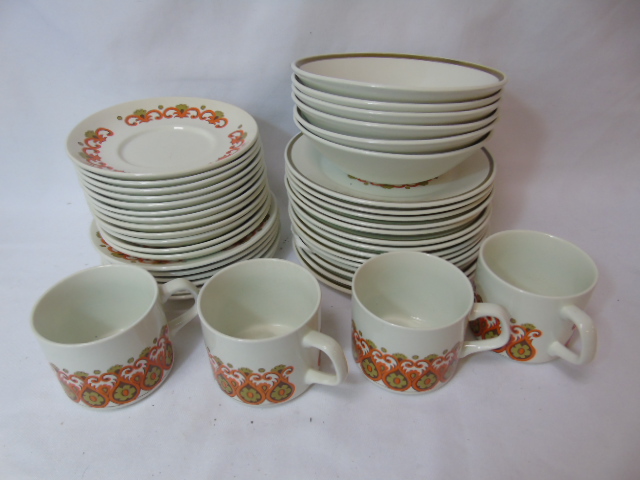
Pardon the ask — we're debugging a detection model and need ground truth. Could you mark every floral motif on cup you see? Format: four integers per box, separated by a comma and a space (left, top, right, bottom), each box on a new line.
351, 322, 460, 393
469, 293, 543, 362
51, 326, 174, 408
347, 175, 437, 190
208, 352, 296, 405
77, 103, 247, 171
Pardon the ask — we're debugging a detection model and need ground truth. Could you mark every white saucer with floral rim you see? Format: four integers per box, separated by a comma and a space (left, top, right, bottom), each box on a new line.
67, 97, 258, 180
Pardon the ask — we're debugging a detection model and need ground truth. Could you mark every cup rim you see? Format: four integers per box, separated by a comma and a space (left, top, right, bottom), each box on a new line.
352, 251, 474, 331
197, 258, 322, 343
31, 264, 160, 348
478, 229, 599, 299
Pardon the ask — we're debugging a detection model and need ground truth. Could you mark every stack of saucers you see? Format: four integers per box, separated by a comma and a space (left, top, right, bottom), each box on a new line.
66, 97, 280, 289
286, 53, 506, 292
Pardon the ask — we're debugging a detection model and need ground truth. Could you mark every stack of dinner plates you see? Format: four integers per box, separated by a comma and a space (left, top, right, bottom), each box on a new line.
285, 133, 494, 294
286, 53, 505, 292
66, 97, 280, 289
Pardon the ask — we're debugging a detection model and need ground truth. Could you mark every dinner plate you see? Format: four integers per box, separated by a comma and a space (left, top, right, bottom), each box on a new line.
286, 174, 493, 223
290, 203, 491, 252
287, 178, 493, 233
286, 134, 495, 205
294, 243, 352, 294
90, 194, 280, 272
292, 216, 488, 267
67, 97, 258, 179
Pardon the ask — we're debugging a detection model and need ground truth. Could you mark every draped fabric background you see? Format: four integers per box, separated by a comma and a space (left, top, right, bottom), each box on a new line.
1, 1, 639, 478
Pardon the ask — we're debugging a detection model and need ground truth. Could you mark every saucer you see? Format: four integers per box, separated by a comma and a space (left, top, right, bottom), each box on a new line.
90, 193, 280, 272
286, 134, 495, 205
97, 194, 272, 261
67, 97, 258, 179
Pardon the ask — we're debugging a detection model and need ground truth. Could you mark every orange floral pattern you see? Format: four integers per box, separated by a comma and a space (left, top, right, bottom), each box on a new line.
352, 322, 460, 393
470, 292, 543, 361
347, 175, 437, 190
208, 352, 296, 405
52, 326, 173, 408
77, 103, 248, 171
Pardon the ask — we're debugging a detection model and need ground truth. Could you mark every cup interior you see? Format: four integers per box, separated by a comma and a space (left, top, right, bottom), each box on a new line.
32, 265, 158, 345
353, 252, 473, 329
198, 259, 321, 340
481, 231, 598, 297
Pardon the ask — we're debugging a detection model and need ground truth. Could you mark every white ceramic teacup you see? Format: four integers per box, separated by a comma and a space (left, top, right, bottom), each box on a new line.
197, 258, 348, 406
351, 251, 511, 394
471, 230, 598, 365
31, 264, 200, 409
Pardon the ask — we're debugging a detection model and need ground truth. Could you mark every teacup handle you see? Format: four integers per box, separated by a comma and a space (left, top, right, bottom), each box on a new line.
159, 278, 200, 335
547, 304, 597, 365
461, 303, 512, 358
302, 330, 349, 386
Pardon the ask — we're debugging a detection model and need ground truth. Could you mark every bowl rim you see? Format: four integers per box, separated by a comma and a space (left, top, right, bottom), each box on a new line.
292, 53, 507, 95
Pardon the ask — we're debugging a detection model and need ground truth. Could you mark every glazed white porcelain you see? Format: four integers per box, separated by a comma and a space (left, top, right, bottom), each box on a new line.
287, 175, 493, 223
296, 98, 499, 140
93, 189, 268, 245
294, 109, 495, 154
76, 140, 262, 192
77, 151, 262, 202
289, 201, 491, 249
351, 252, 510, 393
285, 134, 495, 206
287, 177, 493, 233
198, 259, 348, 406
96, 194, 272, 261
472, 230, 598, 365
300, 125, 491, 186
67, 97, 259, 180
293, 91, 499, 126
293, 53, 507, 103
292, 74, 502, 113
91, 194, 280, 272
31, 265, 199, 408
81, 160, 266, 213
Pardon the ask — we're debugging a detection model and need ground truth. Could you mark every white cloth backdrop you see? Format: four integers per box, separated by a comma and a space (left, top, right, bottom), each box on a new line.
1, 1, 639, 478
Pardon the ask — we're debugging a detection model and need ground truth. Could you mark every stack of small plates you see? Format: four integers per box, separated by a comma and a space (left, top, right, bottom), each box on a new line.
286, 53, 505, 293
66, 97, 280, 289
286, 134, 494, 294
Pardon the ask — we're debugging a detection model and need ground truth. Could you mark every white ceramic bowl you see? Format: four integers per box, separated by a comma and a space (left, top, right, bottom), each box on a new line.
299, 125, 491, 185
292, 53, 507, 103
292, 74, 502, 113
294, 109, 494, 155
293, 91, 499, 126
296, 101, 498, 140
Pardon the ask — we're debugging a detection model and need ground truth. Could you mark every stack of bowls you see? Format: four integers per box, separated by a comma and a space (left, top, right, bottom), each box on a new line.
66, 97, 280, 291
286, 53, 506, 292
